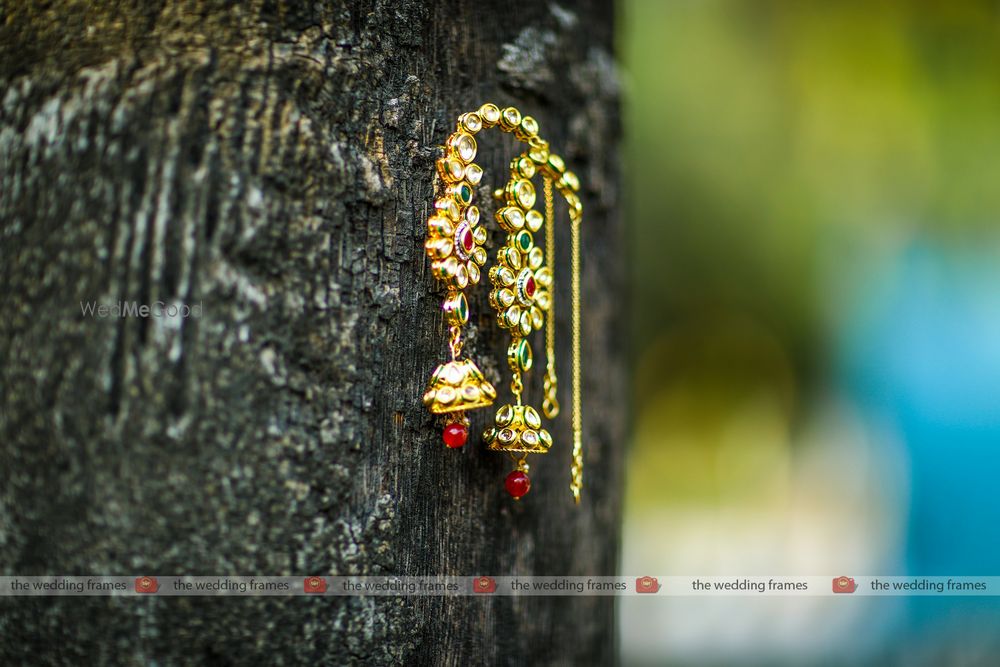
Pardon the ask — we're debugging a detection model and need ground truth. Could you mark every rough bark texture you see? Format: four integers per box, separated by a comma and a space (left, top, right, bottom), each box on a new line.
0, 1, 624, 664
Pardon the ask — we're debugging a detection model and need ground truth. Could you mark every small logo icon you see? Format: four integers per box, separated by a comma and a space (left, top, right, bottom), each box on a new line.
832, 576, 857, 594
134, 576, 159, 594
474, 576, 496, 594
636, 576, 660, 593
304, 576, 327, 594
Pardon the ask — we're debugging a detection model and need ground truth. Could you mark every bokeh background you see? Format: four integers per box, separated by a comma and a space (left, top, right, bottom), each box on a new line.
618, 1, 1000, 665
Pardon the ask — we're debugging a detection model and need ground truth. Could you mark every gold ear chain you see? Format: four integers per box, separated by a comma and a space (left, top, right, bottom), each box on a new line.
422, 103, 583, 502
541, 172, 583, 503
569, 184, 583, 503
542, 175, 560, 420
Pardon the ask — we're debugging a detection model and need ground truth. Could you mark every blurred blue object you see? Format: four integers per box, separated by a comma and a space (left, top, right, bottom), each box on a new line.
837, 238, 1000, 652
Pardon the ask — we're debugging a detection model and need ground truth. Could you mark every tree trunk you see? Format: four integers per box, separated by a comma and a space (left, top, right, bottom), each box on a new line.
0, 1, 624, 664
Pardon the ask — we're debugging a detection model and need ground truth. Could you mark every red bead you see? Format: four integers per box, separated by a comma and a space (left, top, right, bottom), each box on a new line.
443, 423, 468, 448
525, 275, 536, 298
505, 470, 531, 498
461, 227, 475, 253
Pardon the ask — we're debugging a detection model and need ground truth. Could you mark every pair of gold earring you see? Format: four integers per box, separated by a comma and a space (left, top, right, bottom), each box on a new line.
422, 103, 583, 502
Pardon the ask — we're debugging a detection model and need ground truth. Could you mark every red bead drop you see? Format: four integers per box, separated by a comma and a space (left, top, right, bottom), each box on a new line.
443, 423, 468, 448
505, 470, 531, 498
524, 275, 536, 298
461, 227, 475, 253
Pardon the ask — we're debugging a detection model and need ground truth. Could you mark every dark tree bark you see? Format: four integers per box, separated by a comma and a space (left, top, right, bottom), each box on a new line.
0, 1, 624, 665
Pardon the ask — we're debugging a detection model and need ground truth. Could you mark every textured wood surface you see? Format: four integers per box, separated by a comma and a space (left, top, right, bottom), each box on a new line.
0, 2, 624, 664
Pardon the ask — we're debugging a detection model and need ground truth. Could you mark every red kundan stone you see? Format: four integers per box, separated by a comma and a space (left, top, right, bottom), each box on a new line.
524, 275, 536, 298
461, 227, 474, 253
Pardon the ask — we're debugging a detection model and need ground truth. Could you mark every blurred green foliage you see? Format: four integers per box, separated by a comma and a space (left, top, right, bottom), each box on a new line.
625, 0, 1000, 350
621, 0, 1000, 509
